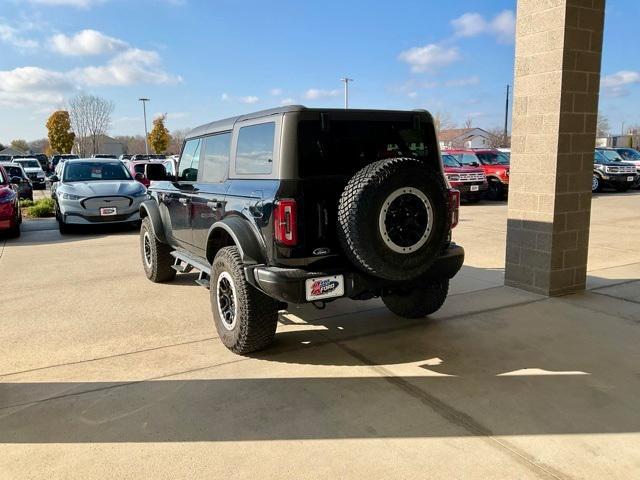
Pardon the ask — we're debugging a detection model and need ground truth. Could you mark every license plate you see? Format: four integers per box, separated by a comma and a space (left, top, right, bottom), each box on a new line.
627, 176, 634, 182
100, 207, 117, 216
305, 275, 344, 301
470, 185, 479, 191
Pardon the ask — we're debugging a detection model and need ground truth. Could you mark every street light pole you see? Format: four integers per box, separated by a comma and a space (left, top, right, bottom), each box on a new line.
503, 84, 510, 146
340, 78, 353, 109
139, 97, 150, 156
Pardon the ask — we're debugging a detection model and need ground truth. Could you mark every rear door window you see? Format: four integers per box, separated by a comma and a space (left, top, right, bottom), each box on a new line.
235, 122, 275, 175
178, 138, 201, 181
201, 132, 231, 183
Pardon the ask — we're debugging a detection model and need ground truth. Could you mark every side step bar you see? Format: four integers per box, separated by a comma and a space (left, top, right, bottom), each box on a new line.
170, 250, 211, 289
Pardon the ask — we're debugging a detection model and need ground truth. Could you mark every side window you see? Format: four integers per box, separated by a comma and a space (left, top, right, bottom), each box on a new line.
236, 122, 275, 175
178, 138, 201, 181
201, 132, 232, 183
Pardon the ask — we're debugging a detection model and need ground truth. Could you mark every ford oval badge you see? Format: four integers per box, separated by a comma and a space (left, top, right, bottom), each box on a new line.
313, 247, 331, 256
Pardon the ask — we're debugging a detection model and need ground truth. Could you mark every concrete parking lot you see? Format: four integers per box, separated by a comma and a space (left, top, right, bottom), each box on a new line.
1, 192, 639, 479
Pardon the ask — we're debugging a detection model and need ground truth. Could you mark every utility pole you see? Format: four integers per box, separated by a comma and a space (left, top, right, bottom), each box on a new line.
139, 97, 150, 155
503, 84, 510, 147
340, 78, 353, 109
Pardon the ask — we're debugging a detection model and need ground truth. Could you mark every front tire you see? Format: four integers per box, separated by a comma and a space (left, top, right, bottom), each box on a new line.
382, 279, 449, 318
592, 174, 602, 193
140, 216, 176, 282
486, 179, 504, 200
211, 247, 279, 354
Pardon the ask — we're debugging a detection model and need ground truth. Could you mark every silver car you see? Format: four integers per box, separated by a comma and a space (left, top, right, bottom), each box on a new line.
51, 158, 147, 233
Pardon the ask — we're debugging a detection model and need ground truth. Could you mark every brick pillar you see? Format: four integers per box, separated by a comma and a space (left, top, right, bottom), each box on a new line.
505, 0, 605, 296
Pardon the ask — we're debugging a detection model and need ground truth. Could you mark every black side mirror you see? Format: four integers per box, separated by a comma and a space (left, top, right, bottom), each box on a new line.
10, 176, 21, 185
134, 172, 145, 181
49, 175, 59, 183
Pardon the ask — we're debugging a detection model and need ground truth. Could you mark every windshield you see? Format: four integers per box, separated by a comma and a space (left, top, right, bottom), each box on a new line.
16, 160, 40, 169
442, 154, 461, 167
616, 148, 640, 161
599, 150, 623, 162
451, 153, 480, 166
475, 152, 510, 165
63, 162, 132, 182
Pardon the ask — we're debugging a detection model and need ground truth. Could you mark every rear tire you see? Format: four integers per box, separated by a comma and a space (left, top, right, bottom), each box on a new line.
382, 279, 449, 318
211, 246, 279, 354
140, 216, 176, 282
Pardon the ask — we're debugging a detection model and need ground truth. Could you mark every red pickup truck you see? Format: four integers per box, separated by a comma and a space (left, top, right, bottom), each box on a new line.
445, 149, 510, 200
442, 153, 488, 202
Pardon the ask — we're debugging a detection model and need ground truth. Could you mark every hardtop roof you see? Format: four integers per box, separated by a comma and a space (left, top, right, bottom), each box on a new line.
186, 105, 434, 139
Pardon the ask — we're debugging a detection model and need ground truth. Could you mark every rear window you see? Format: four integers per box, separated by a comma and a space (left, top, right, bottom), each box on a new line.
16, 160, 40, 169
298, 119, 432, 177
134, 164, 146, 174
475, 152, 509, 165
5, 166, 22, 178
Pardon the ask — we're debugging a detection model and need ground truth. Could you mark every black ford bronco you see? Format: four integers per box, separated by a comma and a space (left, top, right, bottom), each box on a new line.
139, 106, 464, 353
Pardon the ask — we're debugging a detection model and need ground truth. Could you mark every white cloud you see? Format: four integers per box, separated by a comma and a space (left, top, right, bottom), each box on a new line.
240, 95, 259, 104
601, 70, 640, 97
407, 91, 418, 98
451, 10, 515, 44
0, 66, 76, 107
445, 76, 480, 87
0, 23, 39, 50
221, 93, 230, 101
50, 29, 128, 56
398, 43, 460, 73
451, 13, 486, 37
303, 88, 341, 100
75, 48, 181, 86
270, 88, 283, 96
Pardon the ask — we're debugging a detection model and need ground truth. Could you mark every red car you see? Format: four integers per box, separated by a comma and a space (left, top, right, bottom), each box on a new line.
127, 160, 169, 187
442, 153, 488, 202
445, 149, 510, 200
0, 165, 21, 237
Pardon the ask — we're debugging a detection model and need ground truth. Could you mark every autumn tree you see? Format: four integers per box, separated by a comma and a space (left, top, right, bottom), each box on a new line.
148, 114, 171, 154
46, 111, 75, 154
10, 139, 29, 152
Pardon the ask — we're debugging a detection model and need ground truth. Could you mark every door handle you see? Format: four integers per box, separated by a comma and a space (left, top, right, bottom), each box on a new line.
178, 198, 190, 205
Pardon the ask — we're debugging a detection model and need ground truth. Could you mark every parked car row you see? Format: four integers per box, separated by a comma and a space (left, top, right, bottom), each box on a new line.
442, 148, 510, 202
593, 147, 639, 192
0, 165, 22, 237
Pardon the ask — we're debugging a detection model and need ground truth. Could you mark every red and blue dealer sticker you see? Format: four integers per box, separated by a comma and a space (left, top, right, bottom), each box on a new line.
305, 275, 345, 301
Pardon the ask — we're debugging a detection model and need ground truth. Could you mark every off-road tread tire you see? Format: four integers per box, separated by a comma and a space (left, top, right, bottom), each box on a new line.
140, 216, 176, 282
211, 247, 279, 354
382, 279, 449, 318
337, 157, 449, 281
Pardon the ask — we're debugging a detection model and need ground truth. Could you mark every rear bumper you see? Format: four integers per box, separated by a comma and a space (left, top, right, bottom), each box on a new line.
247, 244, 465, 304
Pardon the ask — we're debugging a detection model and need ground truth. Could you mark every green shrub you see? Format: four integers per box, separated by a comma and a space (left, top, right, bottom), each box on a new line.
25, 198, 55, 218
20, 199, 35, 208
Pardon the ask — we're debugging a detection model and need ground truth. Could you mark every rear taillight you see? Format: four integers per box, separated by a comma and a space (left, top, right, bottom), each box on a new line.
274, 198, 298, 246
448, 189, 460, 229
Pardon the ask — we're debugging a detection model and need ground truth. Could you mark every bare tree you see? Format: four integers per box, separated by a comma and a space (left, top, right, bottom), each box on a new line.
463, 117, 473, 129
432, 111, 456, 133
168, 128, 190, 154
596, 111, 610, 137
69, 94, 114, 156
486, 127, 510, 148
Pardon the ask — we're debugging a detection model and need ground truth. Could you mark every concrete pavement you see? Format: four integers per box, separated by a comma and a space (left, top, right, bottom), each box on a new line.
1, 192, 639, 479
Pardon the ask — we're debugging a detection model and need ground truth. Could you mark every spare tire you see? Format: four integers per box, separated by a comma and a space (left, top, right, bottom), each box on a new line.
337, 157, 449, 281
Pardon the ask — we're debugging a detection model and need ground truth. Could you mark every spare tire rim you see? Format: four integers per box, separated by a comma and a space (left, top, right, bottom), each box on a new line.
216, 271, 238, 331
379, 187, 434, 254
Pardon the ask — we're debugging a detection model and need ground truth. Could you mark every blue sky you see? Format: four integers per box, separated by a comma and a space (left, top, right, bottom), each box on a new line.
0, 0, 638, 143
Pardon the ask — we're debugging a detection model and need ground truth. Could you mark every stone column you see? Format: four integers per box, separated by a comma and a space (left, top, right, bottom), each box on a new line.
505, 0, 605, 296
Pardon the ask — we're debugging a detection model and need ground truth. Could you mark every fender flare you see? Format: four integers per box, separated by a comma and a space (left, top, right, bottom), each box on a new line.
139, 200, 167, 244
207, 216, 266, 265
